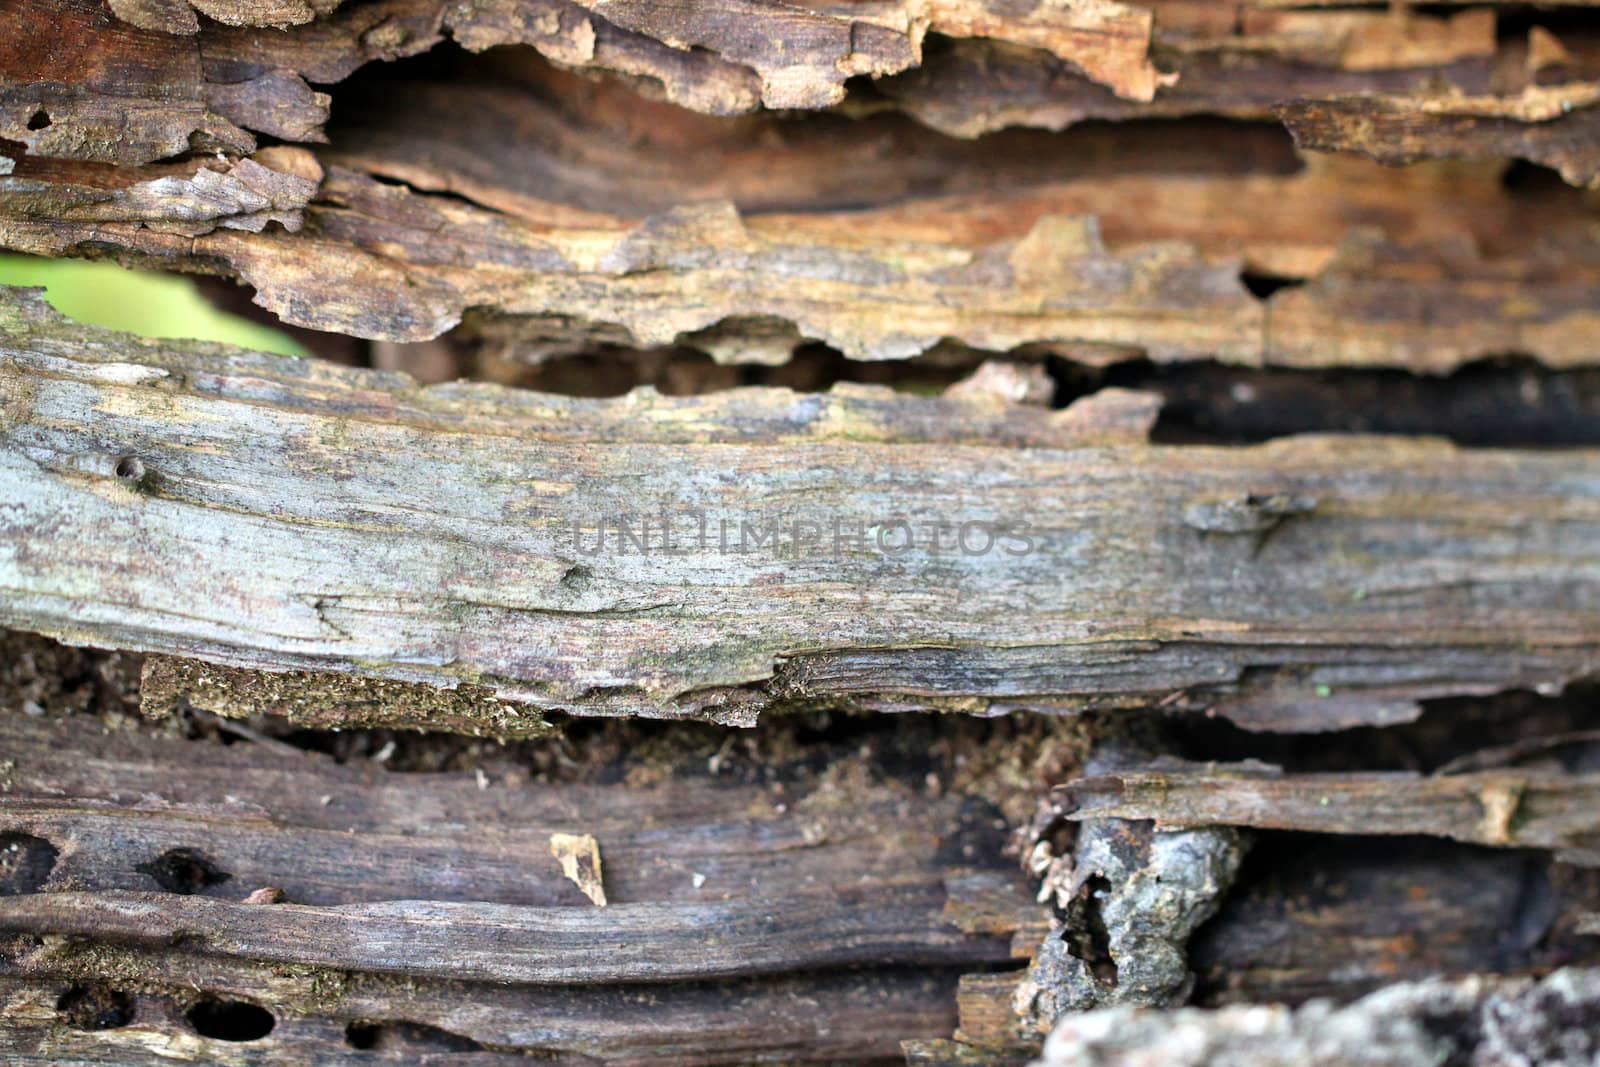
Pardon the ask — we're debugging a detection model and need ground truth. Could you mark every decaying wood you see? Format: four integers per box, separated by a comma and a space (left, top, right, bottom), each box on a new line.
1058, 762, 1600, 863
0, 970, 967, 1065
0, 0, 1165, 167
6, 3, 1600, 361
5, 679, 1598, 1064
873, 7, 1593, 138
6, 116, 1600, 365
0, 147, 322, 237
923, 829, 1600, 1063
4, 288, 1599, 728
4, 888, 1004, 983
0, 708, 1035, 1061
10, 0, 1600, 166
107, 0, 346, 34
1278, 86, 1600, 187
140, 655, 562, 738
7, 0, 1600, 1060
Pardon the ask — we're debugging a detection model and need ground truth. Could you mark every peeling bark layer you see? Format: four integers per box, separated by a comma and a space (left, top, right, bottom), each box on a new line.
5, 119, 1599, 367
8, 0, 1600, 166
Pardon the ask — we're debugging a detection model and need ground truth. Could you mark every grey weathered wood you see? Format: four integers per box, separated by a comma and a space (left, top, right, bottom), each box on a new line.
4, 287, 1599, 729
1058, 763, 1600, 863
0, 970, 965, 1065
1033, 968, 1600, 1067
0, 888, 1010, 983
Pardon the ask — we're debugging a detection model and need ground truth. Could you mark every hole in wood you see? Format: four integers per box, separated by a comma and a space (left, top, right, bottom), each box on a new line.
186, 998, 275, 1042
345, 1023, 380, 1050
136, 847, 231, 895
1238, 269, 1307, 301
345, 1020, 485, 1052
1065, 873, 1118, 988
57, 984, 134, 1030
26, 109, 50, 131
0, 832, 58, 895
1501, 158, 1567, 195
1064, 356, 1600, 447
114, 456, 145, 481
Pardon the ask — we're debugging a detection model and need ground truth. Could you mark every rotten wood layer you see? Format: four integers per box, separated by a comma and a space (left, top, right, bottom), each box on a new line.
9, 0, 1600, 162
0, 709, 1032, 1062
5, 5, 1600, 361
7, 87, 1598, 365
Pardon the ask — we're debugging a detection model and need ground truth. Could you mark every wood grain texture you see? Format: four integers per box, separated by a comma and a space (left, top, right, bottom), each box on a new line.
0, 888, 1010, 982
9, 57, 1599, 366
0, 714, 1027, 915
3, 287, 1598, 728
1059, 763, 1600, 863
0, 708, 1033, 1061
1279, 87, 1600, 187
9, 157, 1600, 369
0, 969, 967, 1064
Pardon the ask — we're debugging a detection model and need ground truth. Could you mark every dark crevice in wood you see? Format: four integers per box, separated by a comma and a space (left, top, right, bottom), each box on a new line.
184, 997, 276, 1042
1052, 356, 1600, 447
1061, 874, 1117, 989
466, 340, 978, 398
1237, 269, 1306, 302
344, 1019, 486, 1053
348, 336, 1600, 451
135, 848, 232, 897
327, 44, 1307, 216
0, 834, 59, 897
56, 983, 136, 1031
1156, 681, 1600, 776
1189, 832, 1600, 1006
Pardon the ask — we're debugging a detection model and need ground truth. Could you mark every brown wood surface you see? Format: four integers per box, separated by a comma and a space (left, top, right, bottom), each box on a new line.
0, 707, 1033, 1062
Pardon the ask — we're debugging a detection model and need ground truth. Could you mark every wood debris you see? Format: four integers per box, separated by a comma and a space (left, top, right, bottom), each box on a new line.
550, 832, 608, 907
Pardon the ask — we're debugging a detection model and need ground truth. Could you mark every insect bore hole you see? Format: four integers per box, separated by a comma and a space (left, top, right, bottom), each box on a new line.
186, 997, 275, 1042
57, 984, 134, 1030
137, 847, 231, 895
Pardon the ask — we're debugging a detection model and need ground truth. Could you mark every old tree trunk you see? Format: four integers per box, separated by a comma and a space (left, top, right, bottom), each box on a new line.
3, 0, 1600, 1063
